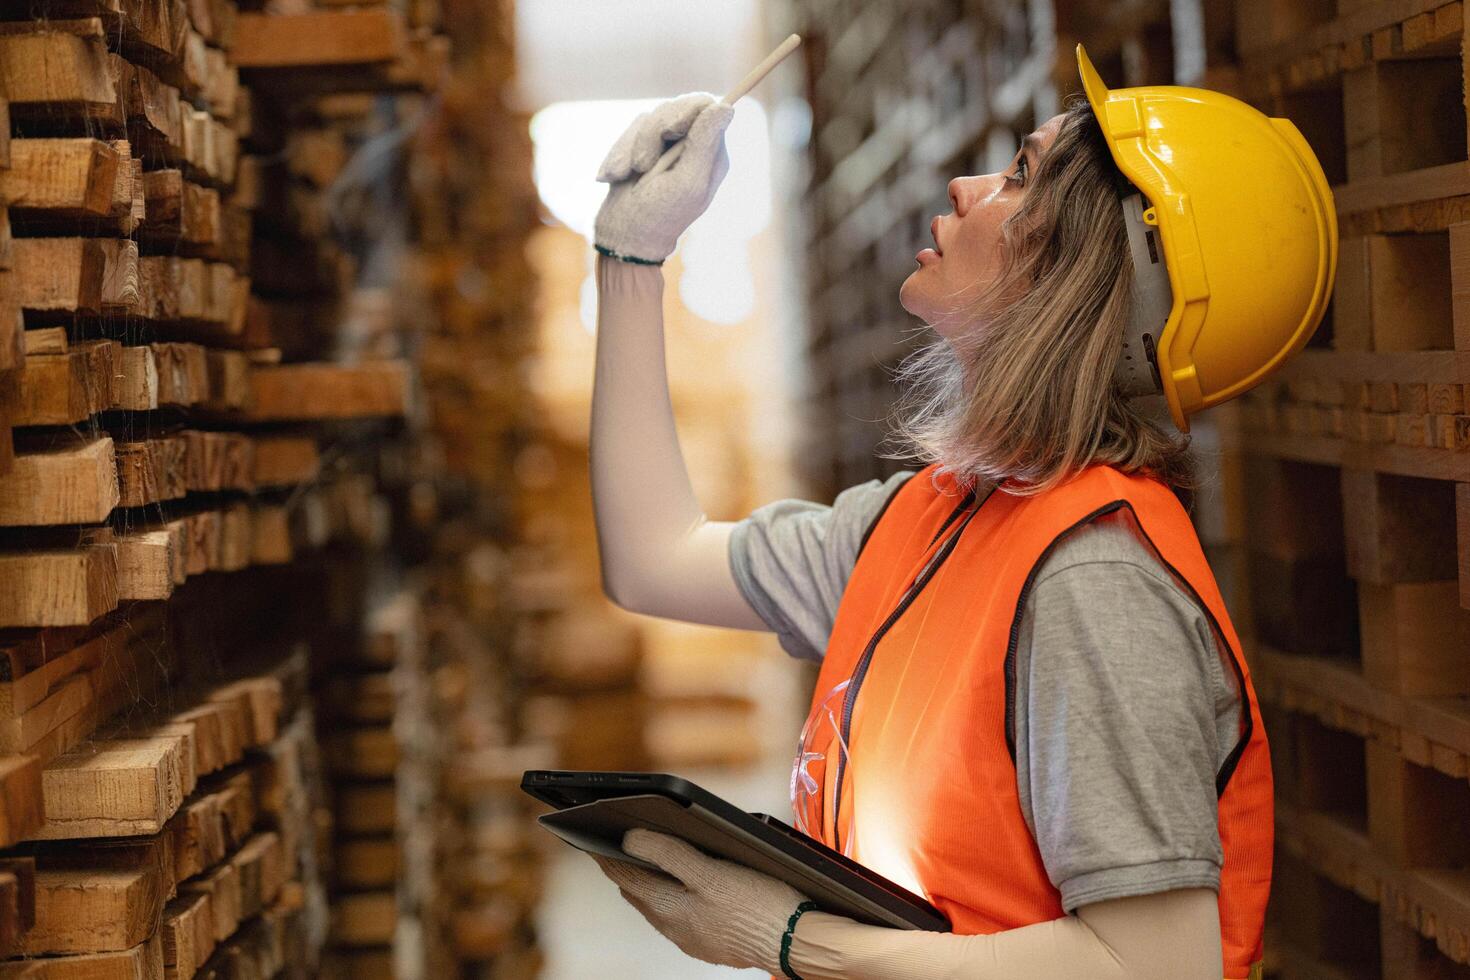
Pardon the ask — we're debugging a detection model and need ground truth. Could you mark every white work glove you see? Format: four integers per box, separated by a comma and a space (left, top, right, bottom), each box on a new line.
593, 92, 735, 265
592, 828, 808, 972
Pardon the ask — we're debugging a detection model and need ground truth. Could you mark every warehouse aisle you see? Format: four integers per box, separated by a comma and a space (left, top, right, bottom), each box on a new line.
537, 759, 795, 979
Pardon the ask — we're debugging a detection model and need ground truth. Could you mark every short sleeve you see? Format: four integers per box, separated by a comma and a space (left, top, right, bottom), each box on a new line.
1013, 516, 1238, 911
727, 470, 915, 661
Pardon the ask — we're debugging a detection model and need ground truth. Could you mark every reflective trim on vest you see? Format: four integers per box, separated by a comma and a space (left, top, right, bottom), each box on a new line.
801, 463, 1273, 977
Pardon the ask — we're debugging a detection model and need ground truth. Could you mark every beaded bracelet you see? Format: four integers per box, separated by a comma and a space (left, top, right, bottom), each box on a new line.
779, 900, 819, 980
594, 243, 664, 266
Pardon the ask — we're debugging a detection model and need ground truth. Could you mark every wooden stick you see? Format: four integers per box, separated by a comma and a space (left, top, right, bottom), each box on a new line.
721, 33, 802, 107
644, 34, 801, 179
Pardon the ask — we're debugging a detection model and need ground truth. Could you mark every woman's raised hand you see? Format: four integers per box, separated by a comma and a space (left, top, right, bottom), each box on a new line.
593, 92, 735, 265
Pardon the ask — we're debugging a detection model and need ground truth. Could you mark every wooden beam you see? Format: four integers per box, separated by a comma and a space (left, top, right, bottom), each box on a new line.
231, 10, 404, 68
243, 361, 408, 421
161, 890, 212, 979
0, 756, 43, 847
22, 865, 165, 955
12, 933, 164, 978
115, 528, 176, 601
250, 436, 318, 486
0, 672, 92, 753
0, 626, 113, 719
14, 340, 119, 427
114, 436, 187, 508
11, 238, 138, 315
30, 734, 189, 840
0, 139, 119, 222
329, 891, 394, 947
0, 23, 119, 125
0, 437, 119, 527
0, 545, 118, 628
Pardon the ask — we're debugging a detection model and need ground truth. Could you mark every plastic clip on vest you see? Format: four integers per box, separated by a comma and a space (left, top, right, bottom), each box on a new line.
1076, 42, 1339, 432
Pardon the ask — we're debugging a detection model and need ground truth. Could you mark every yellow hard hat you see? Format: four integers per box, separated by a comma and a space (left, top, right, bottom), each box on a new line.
1075, 42, 1338, 432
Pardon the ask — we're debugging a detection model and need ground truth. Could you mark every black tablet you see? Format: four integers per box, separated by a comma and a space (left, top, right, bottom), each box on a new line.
521, 769, 950, 932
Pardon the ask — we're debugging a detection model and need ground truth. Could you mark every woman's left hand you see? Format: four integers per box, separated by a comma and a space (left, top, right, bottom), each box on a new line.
593, 828, 808, 972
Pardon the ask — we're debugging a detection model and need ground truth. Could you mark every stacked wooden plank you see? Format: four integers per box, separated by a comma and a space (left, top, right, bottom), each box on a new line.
0, 0, 446, 971
380, 0, 551, 973
316, 590, 414, 976
1215, 1, 1470, 976
0, 652, 328, 979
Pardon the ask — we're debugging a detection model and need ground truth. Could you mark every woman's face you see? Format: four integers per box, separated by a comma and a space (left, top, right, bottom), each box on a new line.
899, 114, 1066, 338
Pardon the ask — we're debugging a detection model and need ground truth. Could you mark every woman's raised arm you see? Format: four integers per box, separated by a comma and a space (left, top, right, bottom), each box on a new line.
589, 253, 768, 631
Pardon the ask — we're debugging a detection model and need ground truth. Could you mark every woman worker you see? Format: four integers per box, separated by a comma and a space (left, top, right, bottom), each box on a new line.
586, 43, 1336, 980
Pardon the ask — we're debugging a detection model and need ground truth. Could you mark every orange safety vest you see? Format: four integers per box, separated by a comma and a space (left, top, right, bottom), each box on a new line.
797, 462, 1272, 980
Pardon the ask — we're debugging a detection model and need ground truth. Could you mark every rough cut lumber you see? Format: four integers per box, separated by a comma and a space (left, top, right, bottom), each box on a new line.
332, 781, 393, 835
328, 891, 394, 947
0, 755, 43, 847
181, 431, 252, 492
108, 56, 182, 162
180, 862, 237, 945
231, 9, 405, 68
30, 735, 189, 839
161, 889, 212, 980
0, 544, 118, 628
208, 678, 281, 748
22, 328, 68, 356
0, 438, 119, 526
0, 138, 119, 221
323, 727, 397, 778
115, 528, 177, 601
249, 506, 291, 565
14, 340, 119, 426
12, 933, 164, 979
249, 437, 317, 487
11, 238, 138, 315
203, 350, 248, 411
115, 437, 188, 508
24, 866, 164, 955
334, 836, 395, 888
140, 169, 221, 249
243, 361, 408, 421
1360, 581, 1470, 696
0, 857, 36, 935
0, 870, 21, 956
230, 832, 283, 920
0, 672, 92, 753
0, 626, 116, 719
0, 23, 119, 125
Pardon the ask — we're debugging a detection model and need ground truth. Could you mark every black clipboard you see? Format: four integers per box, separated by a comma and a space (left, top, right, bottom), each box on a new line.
523, 770, 950, 932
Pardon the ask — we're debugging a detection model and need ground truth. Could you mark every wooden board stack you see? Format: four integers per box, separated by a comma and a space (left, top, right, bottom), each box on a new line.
1222, 1, 1470, 976
0, 0, 465, 972
0, 651, 329, 980
383, 0, 553, 973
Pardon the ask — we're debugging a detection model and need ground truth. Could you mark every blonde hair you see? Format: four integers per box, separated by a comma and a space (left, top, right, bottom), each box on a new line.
882, 96, 1195, 496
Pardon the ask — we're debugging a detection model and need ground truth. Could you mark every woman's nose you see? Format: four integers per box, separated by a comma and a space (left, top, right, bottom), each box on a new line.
948, 175, 981, 216
948, 176, 967, 215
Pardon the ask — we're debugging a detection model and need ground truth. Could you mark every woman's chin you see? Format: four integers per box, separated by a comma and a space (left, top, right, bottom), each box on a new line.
897, 275, 927, 320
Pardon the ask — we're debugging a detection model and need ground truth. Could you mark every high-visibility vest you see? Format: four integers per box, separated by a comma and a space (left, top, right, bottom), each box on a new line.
800, 462, 1272, 979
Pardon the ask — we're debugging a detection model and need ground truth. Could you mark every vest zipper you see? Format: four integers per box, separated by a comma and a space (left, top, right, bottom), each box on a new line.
830, 486, 986, 851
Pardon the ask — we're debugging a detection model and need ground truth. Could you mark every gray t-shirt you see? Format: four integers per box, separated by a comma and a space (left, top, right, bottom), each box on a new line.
727, 469, 1242, 911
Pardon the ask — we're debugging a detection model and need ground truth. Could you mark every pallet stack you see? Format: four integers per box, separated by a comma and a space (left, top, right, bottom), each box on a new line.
1220, 1, 1470, 976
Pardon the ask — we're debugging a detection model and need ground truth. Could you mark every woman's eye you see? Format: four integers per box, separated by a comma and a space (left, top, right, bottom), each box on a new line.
1006, 156, 1028, 186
